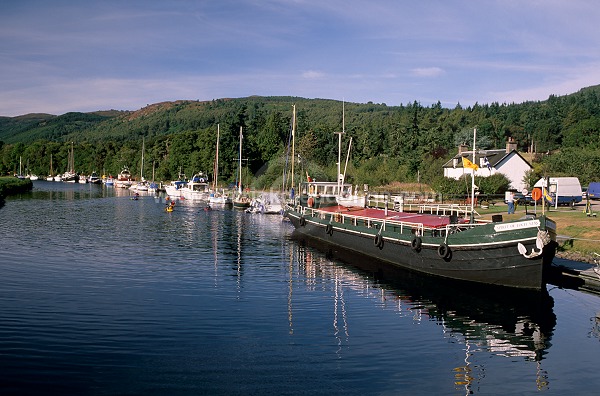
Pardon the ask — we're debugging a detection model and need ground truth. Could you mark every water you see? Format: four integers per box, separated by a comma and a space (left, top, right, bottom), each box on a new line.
1, 181, 599, 395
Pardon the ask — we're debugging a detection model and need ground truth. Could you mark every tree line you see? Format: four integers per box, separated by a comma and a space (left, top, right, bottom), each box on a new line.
1, 88, 600, 195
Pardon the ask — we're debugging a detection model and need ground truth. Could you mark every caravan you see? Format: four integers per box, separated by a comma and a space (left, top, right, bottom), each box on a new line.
534, 177, 582, 207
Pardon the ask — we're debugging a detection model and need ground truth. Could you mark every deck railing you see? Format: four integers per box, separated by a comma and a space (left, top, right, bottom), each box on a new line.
295, 203, 492, 238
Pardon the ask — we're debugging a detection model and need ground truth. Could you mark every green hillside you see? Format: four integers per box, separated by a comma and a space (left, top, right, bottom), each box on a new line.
1, 88, 600, 192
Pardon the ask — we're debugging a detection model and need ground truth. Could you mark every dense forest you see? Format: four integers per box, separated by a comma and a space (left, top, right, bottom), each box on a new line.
1, 86, 600, 195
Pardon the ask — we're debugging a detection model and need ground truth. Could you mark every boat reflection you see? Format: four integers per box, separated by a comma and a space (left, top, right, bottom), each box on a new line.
291, 233, 557, 392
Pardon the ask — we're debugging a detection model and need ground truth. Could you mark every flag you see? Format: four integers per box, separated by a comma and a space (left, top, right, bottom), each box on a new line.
462, 157, 479, 170
483, 156, 491, 171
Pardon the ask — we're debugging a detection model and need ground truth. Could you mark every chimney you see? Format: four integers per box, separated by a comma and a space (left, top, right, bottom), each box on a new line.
458, 144, 469, 154
506, 137, 517, 153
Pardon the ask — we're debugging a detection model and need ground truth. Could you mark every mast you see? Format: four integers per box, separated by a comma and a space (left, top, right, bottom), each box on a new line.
214, 124, 220, 190
141, 137, 145, 181
238, 126, 243, 195
470, 128, 477, 217
335, 101, 345, 194
291, 105, 296, 190
70, 142, 74, 172
342, 137, 352, 186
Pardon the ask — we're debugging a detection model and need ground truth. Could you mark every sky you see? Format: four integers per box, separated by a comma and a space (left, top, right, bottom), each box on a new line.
2, 0, 600, 117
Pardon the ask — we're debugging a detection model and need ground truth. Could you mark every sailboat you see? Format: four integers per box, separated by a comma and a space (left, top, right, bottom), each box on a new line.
46, 154, 55, 181
334, 102, 365, 207
233, 126, 251, 209
131, 138, 148, 191
148, 161, 159, 193
16, 157, 25, 179
209, 124, 232, 206
61, 142, 79, 182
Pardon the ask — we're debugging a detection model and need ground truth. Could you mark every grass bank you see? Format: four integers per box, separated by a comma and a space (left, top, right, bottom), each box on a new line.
0, 176, 33, 197
477, 201, 600, 261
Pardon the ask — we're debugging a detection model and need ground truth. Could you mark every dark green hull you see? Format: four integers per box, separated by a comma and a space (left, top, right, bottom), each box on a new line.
286, 205, 556, 290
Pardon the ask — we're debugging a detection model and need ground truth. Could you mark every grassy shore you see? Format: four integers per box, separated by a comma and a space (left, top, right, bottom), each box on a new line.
477, 201, 600, 261
0, 176, 33, 197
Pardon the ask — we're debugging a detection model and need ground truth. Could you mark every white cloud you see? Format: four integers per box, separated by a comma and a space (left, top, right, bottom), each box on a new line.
410, 67, 445, 78
302, 70, 325, 79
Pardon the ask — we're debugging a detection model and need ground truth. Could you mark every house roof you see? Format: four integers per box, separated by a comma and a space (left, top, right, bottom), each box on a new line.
442, 149, 533, 169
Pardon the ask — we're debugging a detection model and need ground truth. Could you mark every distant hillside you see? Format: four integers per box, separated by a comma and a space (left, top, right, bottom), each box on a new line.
2, 88, 600, 189
3, 87, 600, 146
0, 111, 126, 144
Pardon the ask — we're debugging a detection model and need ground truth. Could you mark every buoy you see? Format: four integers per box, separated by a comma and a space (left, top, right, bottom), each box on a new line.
307, 197, 315, 208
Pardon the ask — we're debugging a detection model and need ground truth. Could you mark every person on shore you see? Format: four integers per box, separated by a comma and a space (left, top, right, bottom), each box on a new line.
506, 191, 515, 214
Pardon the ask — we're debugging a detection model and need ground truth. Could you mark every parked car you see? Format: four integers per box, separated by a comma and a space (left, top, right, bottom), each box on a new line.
512, 192, 538, 205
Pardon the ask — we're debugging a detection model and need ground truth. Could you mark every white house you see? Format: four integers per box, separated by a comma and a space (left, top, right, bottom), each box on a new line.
443, 138, 532, 192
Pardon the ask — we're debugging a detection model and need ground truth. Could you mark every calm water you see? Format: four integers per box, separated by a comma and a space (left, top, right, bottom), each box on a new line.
1, 181, 599, 395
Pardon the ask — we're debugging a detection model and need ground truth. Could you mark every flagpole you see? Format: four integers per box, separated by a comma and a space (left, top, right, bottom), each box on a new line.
471, 128, 477, 218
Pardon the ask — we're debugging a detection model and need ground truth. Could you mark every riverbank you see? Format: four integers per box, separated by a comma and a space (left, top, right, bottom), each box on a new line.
477, 201, 600, 263
0, 177, 33, 198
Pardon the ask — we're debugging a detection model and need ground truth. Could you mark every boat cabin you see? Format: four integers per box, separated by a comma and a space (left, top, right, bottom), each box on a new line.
298, 181, 353, 208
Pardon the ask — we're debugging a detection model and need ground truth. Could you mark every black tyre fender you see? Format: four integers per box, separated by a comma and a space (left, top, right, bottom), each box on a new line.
374, 233, 383, 247
411, 236, 422, 251
437, 243, 450, 258
326, 223, 333, 235
299, 216, 306, 227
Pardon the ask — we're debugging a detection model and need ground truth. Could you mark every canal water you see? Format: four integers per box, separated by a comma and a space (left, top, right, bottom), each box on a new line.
1, 181, 599, 395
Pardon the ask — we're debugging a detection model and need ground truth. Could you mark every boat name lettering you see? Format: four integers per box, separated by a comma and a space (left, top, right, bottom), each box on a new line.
494, 220, 540, 232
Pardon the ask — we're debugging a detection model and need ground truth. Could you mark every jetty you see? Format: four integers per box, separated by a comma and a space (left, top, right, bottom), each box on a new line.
549, 258, 600, 294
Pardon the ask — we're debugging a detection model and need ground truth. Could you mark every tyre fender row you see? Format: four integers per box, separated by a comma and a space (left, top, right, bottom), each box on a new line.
410, 235, 451, 259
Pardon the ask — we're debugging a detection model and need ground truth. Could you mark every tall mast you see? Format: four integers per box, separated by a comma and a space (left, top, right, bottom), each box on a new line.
291, 105, 296, 190
214, 124, 220, 190
335, 101, 345, 194
238, 126, 243, 195
141, 137, 145, 181
471, 128, 477, 216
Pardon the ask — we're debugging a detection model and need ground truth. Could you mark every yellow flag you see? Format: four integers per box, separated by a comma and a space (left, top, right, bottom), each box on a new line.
462, 157, 479, 170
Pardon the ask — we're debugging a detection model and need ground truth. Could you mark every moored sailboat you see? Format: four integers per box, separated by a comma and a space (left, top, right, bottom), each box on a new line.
232, 126, 251, 209
209, 124, 232, 206
46, 154, 55, 181
61, 142, 79, 182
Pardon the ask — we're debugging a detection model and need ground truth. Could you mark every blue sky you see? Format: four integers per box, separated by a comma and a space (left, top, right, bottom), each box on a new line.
2, 0, 600, 116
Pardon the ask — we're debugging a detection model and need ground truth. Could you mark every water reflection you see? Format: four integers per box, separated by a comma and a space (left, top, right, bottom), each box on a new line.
592, 312, 600, 340
291, 234, 556, 393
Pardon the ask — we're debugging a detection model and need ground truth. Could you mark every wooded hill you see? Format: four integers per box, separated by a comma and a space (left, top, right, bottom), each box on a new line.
1, 87, 600, 194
